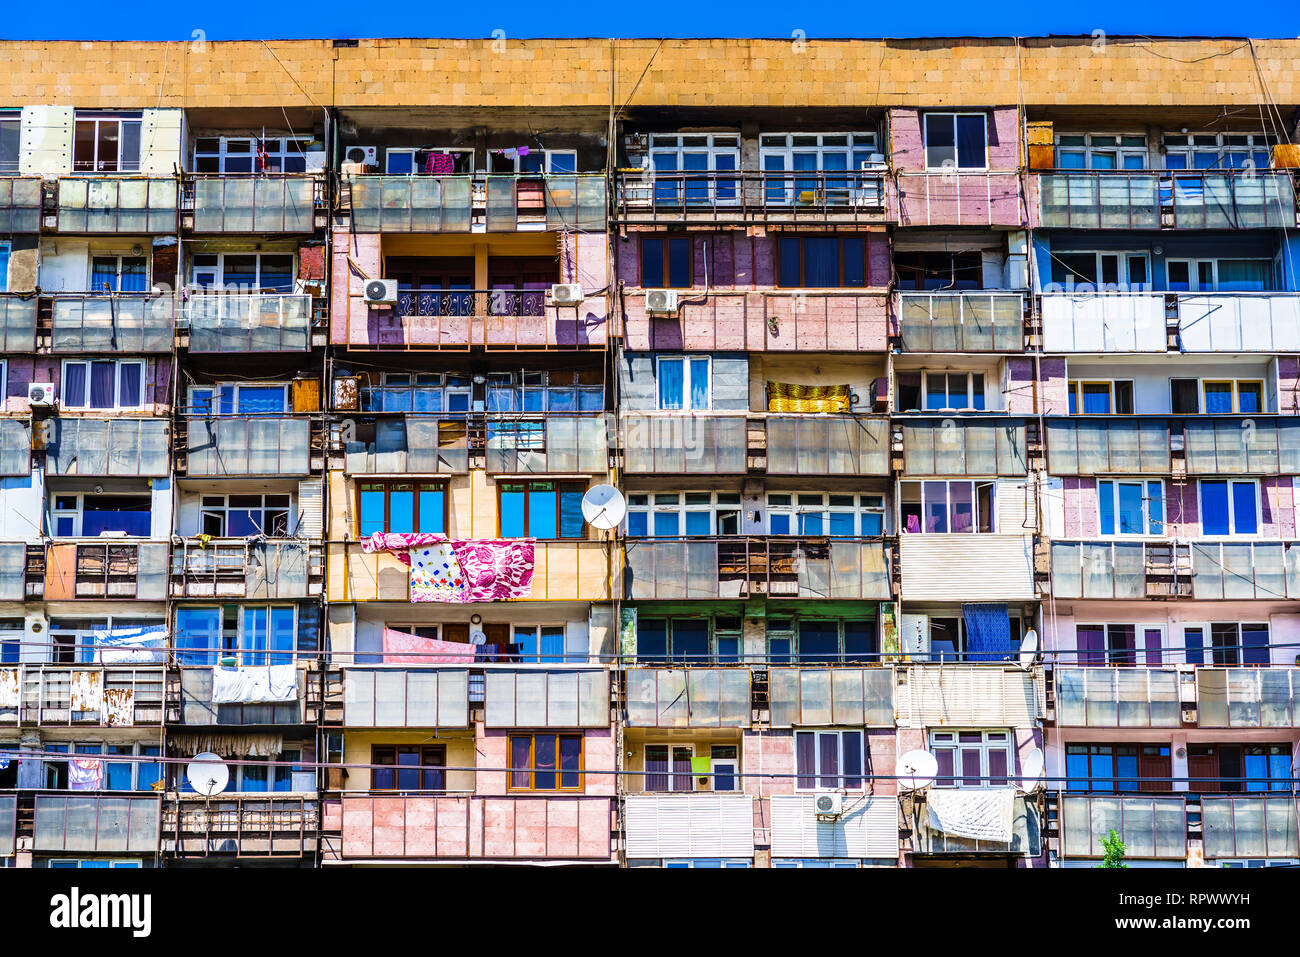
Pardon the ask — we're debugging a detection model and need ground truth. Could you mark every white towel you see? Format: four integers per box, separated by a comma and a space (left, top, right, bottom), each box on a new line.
0, 668, 19, 708
927, 787, 1016, 843
211, 664, 298, 704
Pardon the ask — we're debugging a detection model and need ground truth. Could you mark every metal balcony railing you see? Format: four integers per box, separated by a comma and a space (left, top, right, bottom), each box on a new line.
184, 293, 314, 353
1057, 792, 1188, 859
55, 176, 179, 233
162, 796, 320, 858
894, 292, 1024, 352
894, 170, 1024, 227
31, 792, 161, 854
0, 175, 42, 232
183, 173, 323, 232
343, 173, 606, 232
42, 417, 171, 477
1045, 416, 1300, 476
1049, 539, 1300, 601
0, 663, 166, 726
169, 538, 323, 599
46, 292, 176, 352
184, 415, 313, 476
41, 540, 170, 601
0, 294, 38, 351
613, 169, 887, 224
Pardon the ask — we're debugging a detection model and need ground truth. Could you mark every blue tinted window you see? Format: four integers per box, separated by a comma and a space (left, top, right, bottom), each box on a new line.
1200, 481, 1229, 535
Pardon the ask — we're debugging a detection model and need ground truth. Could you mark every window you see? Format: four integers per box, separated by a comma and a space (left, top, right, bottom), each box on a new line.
357, 481, 446, 538
895, 371, 985, 412
660, 859, 752, 868
192, 136, 312, 174
174, 604, 297, 666
776, 236, 869, 288
0, 242, 9, 292
1050, 251, 1150, 290
894, 250, 982, 291
1076, 623, 1166, 666
61, 360, 145, 410
188, 382, 289, 415
929, 730, 1012, 787
1186, 743, 1291, 793
1162, 132, 1275, 172
190, 253, 295, 293
641, 236, 692, 288
0, 111, 18, 173
927, 615, 1025, 662
383, 147, 473, 175
1055, 133, 1149, 170
52, 493, 152, 537
90, 256, 148, 293
511, 625, 570, 664
766, 493, 885, 537
487, 148, 576, 175
200, 494, 292, 537
48, 616, 164, 664
1067, 380, 1134, 415
648, 134, 740, 204
63, 743, 162, 792
0, 619, 21, 664
372, 746, 445, 792
1066, 744, 1170, 792
177, 750, 303, 794
362, 373, 471, 413
1167, 259, 1272, 292
498, 480, 586, 539
655, 355, 710, 411
795, 730, 867, 790
1173, 378, 1265, 415
47, 860, 144, 869
1199, 480, 1259, 536
645, 745, 695, 792
637, 616, 742, 664
508, 734, 583, 791
900, 480, 995, 534
759, 132, 878, 203
485, 370, 604, 413
923, 113, 987, 170
767, 618, 877, 665
1184, 623, 1270, 666
73, 112, 142, 173
626, 492, 741, 537
1098, 480, 1163, 536
710, 745, 739, 792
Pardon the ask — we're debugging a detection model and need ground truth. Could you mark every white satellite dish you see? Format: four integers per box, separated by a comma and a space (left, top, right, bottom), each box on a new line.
1020, 747, 1045, 793
898, 749, 939, 791
1018, 629, 1040, 670
581, 484, 626, 530
185, 751, 229, 797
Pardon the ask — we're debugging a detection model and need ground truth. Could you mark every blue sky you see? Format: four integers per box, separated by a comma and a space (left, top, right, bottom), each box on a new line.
2, 1, 1297, 41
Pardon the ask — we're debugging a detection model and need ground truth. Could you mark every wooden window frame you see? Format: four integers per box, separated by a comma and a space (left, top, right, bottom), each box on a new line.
370, 744, 447, 793
639, 234, 694, 288
506, 733, 585, 792
497, 479, 588, 540
355, 479, 449, 538
774, 234, 870, 289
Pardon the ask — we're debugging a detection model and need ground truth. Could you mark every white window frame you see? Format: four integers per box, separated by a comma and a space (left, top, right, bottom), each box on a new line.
0, 359, 6, 399
648, 133, 742, 205
1167, 258, 1273, 292
199, 493, 293, 538
920, 370, 986, 412
51, 491, 153, 538
765, 492, 883, 537
1197, 479, 1261, 537
1097, 478, 1164, 537
900, 479, 997, 535
794, 728, 869, 792
66, 741, 163, 792
486, 148, 575, 175
644, 743, 696, 793
189, 252, 297, 293
1162, 132, 1275, 171
187, 382, 290, 415
89, 254, 149, 293
1052, 250, 1151, 290
929, 729, 1013, 788
192, 135, 313, 174
709, 745, 739, 793
48, 615, 166, 664
1054, 133, 1150, 170
1067, 379, 1135, 415
60, 359, 146, 411
922, 112, 988, 171
758, 132, 878, 170
655, 355, 711, 411
73, 111, 142, 173
626, 491, 742, 537
384, 147, 474, 175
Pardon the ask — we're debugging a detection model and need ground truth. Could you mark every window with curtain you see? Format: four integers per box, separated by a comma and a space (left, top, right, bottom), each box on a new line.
923, 113, 988, 170
61, 360, 144, 410
90, 256, 147, 293
929, 730, 1012, 787
899, 480, 995, 534
795, 730, 866, 790
498, 480, 586, 539
641, 236, 692, 288
655, 355, 710, 410
188, 383, 289, 415
776, 236, 867, 288
1199, 480, 1258, 535
508, 734, 583, 791
635, 616, 726, 664
190, 253, 295, 292
644, 745, 695, 792
512, 625, 567, 663
356, 481, 446, 538
1067, 380, 1134, 415
174, 604, 296, 666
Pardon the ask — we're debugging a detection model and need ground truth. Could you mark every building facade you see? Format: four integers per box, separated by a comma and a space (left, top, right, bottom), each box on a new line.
0, 35, 1298, 867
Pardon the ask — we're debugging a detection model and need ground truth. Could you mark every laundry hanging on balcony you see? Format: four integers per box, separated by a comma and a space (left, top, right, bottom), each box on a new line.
0, 668, 18, 708
95, 624, 168, 664
382, 627, 476, 664
169, 732, 283, 758
101, 688, 135, 727
70, 670, 104, 712
69, 758, 104, 791
926, 787, 1015, 843
766, 380, 852, 413
962, 603, 1014, 662
211, 664, 298, 704
361, 532, 536, 603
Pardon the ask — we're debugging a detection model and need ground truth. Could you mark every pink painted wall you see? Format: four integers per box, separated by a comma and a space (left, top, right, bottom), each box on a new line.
3, 356, 170, 414
1003, 357, 1066, 415
1277, 358, 1300, 415
478, 727, 616, 797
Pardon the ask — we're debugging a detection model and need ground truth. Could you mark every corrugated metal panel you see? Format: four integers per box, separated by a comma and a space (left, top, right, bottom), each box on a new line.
901, 665, 1040, 728
1040, 294, 1166, 352
769, 796, 898, 859
900, 535, 1035, 601
297, 479, 323, 539
996, 478, 1033, 534
623, 794, 754, 859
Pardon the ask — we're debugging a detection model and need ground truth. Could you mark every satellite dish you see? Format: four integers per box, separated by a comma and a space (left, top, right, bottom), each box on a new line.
1018, 629, 1040, 670
185, 752, 229, 797
898, 749, 939, 791
581, 484, 626, 530
1021, 747, 1045, 793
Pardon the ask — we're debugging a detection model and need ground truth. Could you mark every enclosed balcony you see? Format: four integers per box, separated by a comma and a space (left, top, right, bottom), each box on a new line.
898, 418, 1030, 476
341, 667, 471, 728
1196, 668, 1300, 728
624, 537, 891, 601
900, 535, 1036, 602
183, 294, 316, 353
1039, 292, 1168, 353
621, 290, 889, 354
172, 665, 312, 727
622, 793, 755, 861
0, 295, 37, 352
1058, 794, 1187, 860
1176, 293, 1300, 353
1046, 417, 1300, 476
896, 664, 1041, 728
0, 542, 30, 601
893, 292, 1025, 352
45, 293, 175, 353
892, 171, 1024, 227
32, 793, 160, 855
1202, 795, 1299, 861
0, 175, 41, 233
612, 169, 887, 225
161, 796, 320, 858
169, 539, 323, 600
41, 540, 169, 601
42, 417, 170, 477
0, 663, 165, 727
484, 414, 608, 475
183, 173, 324, 233
343, 173, 606, 232
1049, 540, 1300, 601
1053, 668, 1181, 728
55, 176, 179, 233
1035, 170, 1297, 230
338, 415, 469, 475
767, 667, 895, 727
182, 416, 314, 477
771, 795, 900, 861
623, 668, 751, 728
910, 793, 1041, 856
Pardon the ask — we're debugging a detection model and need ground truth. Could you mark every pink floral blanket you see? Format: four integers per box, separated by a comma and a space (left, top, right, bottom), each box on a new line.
361, 532, 535, 603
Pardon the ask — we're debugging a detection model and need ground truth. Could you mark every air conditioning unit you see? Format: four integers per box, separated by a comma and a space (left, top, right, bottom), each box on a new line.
363, 280, 398, 305
344, 145, 378, 165
645, 289, 679, 315
550, 283, 583, 305
813, 792, 843, 820
28, 383, 55, 407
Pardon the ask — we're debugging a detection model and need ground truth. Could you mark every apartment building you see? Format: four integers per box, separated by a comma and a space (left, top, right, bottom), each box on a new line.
0, 35, 1297, 869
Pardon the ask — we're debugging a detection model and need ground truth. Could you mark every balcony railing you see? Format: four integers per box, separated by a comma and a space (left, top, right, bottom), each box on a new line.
184, 294, 314, 353
0, 542, 28, 601
0, 794, 14, 858
899, 417, 1030, 476
624, 668, 751, 728
1036, 170, 1297, 229
329, 540, 611, 603
342, 667, 471, 728
1039, 292, 1168, 353
184, 173, 323, 233
169, 539, 323, 599
484, 668, 611, 728
1197, 668, 1300, 728
1047, 417, 1300, 476
339, 414, 469, 474
335, 794, 614, 861
0, 663, 165, 726
0, 420, 29, 479
1050, 540, 1300, 601
47, 293, 176, 352
1054, 667, 1181, 727
41, 540, 169, 600
43, 417, 170, 477
619, 414, 746, 475
613, 170, 887, 224
621, 290, 890, 353
624, 536, 890, 601
622, 794, 754, 860
911, 793, 1041, 856
343, 173, 606, 232
899, 535, 1036, 603
485, 414, 608, 474
1058, 794, 1187, 859
897, 664, 1041, 728
55, 176, 179, 233
0, 294, 37, 352
1203, 795, 1299, 860
768, 667, 895, 727
1176, 293, 1300, 353
32, 792, 160, 854
894, 292, 1024, 352
893, 170, 1024, 227
162, 796, 319, 857
0, 175, 41, 232
172, 665, 308, 726
184, 415, 313, 476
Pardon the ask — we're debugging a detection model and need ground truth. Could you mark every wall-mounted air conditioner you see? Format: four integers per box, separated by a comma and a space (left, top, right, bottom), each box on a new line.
28, 383, 55, 407
550, 283, 583, 305
645, 289, 679, 315
363, 280, 398, 305
343, 145, 378, 165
